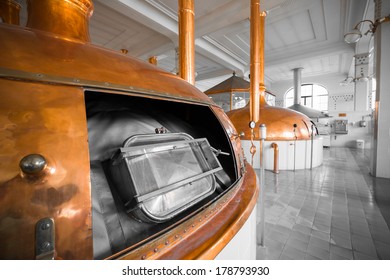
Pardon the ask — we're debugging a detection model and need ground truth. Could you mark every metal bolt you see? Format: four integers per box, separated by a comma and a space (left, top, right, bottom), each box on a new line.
40, 241, 51, 250
19, 154, 47, 174
40, 222, 51, 231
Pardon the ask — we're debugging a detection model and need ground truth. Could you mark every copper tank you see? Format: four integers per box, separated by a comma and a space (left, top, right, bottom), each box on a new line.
227, 0, 313, 141
227, 95, 314, 140
0, 0, 258, 260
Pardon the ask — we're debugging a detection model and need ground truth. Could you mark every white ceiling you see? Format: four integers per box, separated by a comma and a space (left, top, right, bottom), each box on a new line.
17, 0, 371, 91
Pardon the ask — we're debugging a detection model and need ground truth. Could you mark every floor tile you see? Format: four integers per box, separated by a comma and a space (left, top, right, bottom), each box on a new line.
374, 240, 390, 260
353, 251, 378, 260
256, 147, 390, 260
308, 236, 330, 251
351, 234, 378, 258
330, 244, 353, 259
281, 245, 306, 260
286, 237, 309, 252
306, 245, 330, 260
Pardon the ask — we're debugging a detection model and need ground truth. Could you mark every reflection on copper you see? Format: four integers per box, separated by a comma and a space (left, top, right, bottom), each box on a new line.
178, 0, 195, 85
26, 0, 94, 42
0, 0, 21, 25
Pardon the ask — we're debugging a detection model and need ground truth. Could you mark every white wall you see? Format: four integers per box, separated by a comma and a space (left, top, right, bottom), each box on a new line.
268, 73, 372, 148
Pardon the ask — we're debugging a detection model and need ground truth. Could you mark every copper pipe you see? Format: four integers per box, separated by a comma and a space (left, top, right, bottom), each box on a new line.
148, 56, 158, 65
178, 0, 195, 85
249, 0, 266, 123
271, 143, 279, 174
0, 0, 21, 25
26, 0, 94, 42
259, 11, 266, 103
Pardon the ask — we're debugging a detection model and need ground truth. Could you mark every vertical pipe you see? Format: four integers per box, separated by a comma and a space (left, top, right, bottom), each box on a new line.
0, 0, 21, 25
26, 0, 94, 42
259, 124, 267, 247
271, 143, 279, 174
293, 123, 297, 171
250, 1, 258, 122
310, 124, 314, 169
178, 0, 195, 85
293, 67, 303, 105
259, 11, 267, 105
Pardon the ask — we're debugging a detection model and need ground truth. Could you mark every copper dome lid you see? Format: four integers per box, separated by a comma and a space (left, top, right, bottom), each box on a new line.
227, 95, 314, 141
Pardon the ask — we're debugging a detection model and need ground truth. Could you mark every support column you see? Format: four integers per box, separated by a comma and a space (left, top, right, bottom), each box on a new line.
371, 0, 390, 178
178, 0, 195, 85
293, 67, 303, 105
354, 53, 370, 111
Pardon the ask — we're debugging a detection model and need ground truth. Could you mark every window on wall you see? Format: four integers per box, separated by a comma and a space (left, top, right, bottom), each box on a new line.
284, 84, 328, 111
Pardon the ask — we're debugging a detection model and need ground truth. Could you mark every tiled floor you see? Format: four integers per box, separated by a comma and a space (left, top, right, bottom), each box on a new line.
255, 147, 390, 260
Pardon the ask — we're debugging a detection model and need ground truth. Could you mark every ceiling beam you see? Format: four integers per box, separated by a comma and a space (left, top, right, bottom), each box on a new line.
265, 41, 354, 67
97, 0, 247, 75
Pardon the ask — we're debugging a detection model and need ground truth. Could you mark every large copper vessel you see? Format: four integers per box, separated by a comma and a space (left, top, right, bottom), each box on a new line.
0, 0, 258, 260
228, 95, 314, 141
227, 1, 313, 141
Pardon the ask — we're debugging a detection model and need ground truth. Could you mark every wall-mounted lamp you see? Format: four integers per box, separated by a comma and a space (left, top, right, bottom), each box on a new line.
344, 15, 390, 44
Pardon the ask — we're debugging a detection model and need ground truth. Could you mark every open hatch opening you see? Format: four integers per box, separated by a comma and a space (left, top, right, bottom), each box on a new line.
84, 91, 237, 259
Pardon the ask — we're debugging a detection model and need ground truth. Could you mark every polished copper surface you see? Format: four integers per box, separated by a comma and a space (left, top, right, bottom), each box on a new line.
0, 24, 212, 105
115, 164, 258, 260
178, 0, 195, 85
0, 80, 92, 259
26, 0, 93, 42
0, 0, 258, 260
249, 0, 266, 123
227, 101, 313, 140
0, 0, 20, 25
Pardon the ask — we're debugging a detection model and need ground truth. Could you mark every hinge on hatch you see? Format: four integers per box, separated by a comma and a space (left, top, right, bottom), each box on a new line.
35, 218, 55, 260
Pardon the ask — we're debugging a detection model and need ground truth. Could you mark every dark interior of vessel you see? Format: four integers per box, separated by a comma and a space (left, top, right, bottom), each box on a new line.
84, 91, 237, 259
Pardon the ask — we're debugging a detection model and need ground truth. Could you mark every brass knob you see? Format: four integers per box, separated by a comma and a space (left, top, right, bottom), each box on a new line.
19, 154, 47, 175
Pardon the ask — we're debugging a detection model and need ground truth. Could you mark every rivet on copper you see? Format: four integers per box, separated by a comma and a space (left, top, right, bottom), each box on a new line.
141, 255, 146, 260
154, 248, 158, 252
19, 154, 47, 175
